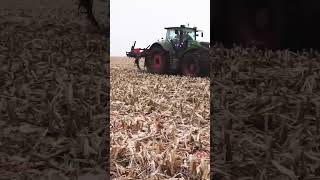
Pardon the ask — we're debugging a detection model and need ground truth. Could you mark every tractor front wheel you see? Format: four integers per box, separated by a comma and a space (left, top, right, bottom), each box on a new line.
181, 52, 201, 77
145, 47, 168, 74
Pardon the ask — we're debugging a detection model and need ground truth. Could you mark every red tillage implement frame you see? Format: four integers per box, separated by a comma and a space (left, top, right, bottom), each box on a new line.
126, 41, 150, 70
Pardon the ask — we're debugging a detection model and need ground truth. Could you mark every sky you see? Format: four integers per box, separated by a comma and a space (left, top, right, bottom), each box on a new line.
110, 0, 210, 56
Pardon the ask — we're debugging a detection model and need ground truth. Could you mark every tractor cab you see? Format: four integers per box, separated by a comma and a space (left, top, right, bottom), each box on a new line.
165, 25, 203, 54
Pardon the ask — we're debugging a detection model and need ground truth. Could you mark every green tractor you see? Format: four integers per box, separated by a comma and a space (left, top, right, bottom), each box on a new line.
126, 25, 209, 77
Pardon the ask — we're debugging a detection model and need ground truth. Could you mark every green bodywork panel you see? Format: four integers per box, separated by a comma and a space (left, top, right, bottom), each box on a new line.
185, 40, 202, 53
150, 40, 175, 59
151, 40, 202, 57
163, 41, 175, 52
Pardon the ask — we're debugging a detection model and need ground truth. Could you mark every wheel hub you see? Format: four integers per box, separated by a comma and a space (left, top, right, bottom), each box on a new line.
153, 54, 162, 70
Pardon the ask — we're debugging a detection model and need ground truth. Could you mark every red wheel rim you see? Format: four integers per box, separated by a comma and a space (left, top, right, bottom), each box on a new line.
153, 53, 162, 71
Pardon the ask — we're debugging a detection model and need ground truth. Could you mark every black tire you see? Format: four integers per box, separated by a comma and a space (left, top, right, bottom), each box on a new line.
145, 46, 168, 74
181, 52, 201, 77
181, 49, 209, 77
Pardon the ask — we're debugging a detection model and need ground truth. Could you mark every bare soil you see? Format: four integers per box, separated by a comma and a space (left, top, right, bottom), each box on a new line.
0, 0, 108, 179
110, 57, 210, 179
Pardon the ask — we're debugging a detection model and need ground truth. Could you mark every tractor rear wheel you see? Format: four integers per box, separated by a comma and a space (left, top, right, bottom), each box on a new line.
145, 47, 168, 74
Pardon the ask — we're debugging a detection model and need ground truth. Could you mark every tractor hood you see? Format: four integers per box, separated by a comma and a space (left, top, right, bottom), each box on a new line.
199, 41, 210, 48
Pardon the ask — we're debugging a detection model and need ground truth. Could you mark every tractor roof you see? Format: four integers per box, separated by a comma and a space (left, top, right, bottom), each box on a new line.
165, 25, 201, 31
165, 27, 195, 30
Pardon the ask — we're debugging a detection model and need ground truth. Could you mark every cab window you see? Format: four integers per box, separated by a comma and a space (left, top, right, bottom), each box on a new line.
166, 29, 179, 41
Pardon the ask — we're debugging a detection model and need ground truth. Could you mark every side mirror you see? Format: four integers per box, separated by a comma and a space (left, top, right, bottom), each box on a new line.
175, 30, 179, 34
201, 32, 203, 37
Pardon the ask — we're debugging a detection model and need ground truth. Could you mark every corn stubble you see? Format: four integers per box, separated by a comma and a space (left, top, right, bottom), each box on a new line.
0, 8, 108, 179
110, 58, 210, 179
211, 46, 320, 179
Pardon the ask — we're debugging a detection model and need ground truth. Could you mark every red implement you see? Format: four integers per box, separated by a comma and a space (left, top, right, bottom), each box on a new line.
133, 48, 141, 55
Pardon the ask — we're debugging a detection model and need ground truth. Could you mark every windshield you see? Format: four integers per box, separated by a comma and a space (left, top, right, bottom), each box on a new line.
165, 28, 196, 42
182, 29, 196, 41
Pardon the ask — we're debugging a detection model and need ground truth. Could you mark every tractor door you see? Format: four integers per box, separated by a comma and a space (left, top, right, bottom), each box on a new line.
181, 30, 196, 50
166, 29, 183, 53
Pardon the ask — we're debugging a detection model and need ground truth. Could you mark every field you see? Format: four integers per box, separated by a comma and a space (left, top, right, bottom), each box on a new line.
110, 57, 210, 179
0, 0, 108, 179
210, 47, 320, 179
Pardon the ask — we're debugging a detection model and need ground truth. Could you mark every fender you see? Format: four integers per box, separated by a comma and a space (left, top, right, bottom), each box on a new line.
149, 41, 175, 55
